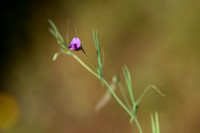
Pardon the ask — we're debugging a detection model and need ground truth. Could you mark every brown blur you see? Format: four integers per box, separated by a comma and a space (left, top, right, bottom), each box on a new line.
1, 0, 200, 133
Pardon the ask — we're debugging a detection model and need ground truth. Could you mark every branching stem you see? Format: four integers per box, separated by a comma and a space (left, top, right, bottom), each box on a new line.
71, 53, 133, 117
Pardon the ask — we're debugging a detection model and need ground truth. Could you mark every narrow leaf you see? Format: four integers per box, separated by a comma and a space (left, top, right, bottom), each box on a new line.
92, 30, 104, 85
102, 48, 105, 68
155, 112, 160, 133
151, 85, 165, 97
136, 85, 165, 106
151, 114, 156, 133
151, 112, 160, 133
52, 53, 59, 61
48, 19, 66, 48
123, 66, 135, 106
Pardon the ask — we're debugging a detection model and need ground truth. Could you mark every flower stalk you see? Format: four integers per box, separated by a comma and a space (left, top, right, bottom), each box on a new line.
49, 20, 164, 133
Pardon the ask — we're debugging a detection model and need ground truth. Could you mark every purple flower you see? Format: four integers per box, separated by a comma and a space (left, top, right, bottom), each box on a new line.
68, 38, 81, 51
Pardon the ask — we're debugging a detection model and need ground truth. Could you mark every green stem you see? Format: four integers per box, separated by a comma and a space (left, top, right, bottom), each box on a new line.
72, 53, 99, 79
135, 118, 143, 133
83, 51, 97, 71
70, 53, 133, 117
103, 79, 133, 117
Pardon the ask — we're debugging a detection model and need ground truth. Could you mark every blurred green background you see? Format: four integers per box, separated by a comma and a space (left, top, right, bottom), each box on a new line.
1, 0, 200, 132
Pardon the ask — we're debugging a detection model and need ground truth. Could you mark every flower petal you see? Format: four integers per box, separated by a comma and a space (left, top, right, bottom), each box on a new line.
68, 38, 82, 51
68, 44, 79, 51
71, 38, 77, 45
75, 38, 81, 48
71, 38, 81, 47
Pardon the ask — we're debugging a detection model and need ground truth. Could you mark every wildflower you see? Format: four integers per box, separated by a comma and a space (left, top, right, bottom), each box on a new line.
68, 37, 82, 51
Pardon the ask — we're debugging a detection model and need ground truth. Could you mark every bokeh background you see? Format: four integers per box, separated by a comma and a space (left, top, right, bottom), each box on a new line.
1, 0, 200, 132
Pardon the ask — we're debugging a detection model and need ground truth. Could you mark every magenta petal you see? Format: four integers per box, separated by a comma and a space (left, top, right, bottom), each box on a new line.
68, 44, 79, 51
68, 38, 82, 51
71, 38, 77, 45
71, 38, 81, 48
68, 44, 73, 50
75, 38, 81, 48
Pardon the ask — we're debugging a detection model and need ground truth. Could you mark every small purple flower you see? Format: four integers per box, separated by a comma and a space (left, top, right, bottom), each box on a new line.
68, 38, 81, 51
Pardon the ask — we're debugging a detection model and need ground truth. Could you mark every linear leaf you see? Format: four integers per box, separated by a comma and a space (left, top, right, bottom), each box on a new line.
52, 53, 59, 61
136, 85, 165, 106
151, 114, 156, 133
155, 112, 160, 133
123, 66, 135, 107
92, 30, 104, 85
48, 19, 66, 49
151, 112, 160, 133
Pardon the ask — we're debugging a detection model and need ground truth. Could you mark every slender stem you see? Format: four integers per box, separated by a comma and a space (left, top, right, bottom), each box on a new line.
135, 118, 143, 133
83, 51, 97, 71
70, 53, 133, 117
71, 53, 99, 79
103, 79, 133, 117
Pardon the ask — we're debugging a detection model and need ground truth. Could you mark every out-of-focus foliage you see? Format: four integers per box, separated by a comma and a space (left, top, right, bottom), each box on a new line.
0, 93, 19, 130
